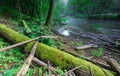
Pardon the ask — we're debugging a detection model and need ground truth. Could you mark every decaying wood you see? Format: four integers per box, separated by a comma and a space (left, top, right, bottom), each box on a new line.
76, 44, 98, 50
40, 35, 58, 39
62, 66, 82, 76
104, 57, 120, 74
89, 65, 93, 76
21, 20, 32, 34
85, 58, 111, 71
0, 37, 39, 52
17, 41, 38, 76
0, 24, 116, 76
33, 57, 56, 71
0, 36, 57, 52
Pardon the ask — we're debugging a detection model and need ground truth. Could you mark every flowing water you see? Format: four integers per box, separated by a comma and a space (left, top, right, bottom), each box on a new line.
54, 17, 120, 58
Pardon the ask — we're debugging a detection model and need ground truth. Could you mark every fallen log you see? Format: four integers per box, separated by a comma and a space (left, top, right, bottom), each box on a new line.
0, 36, 57, 52
76, 44, 98, 50
21, 20, 32, 34
0, 24, 115, 76
17, 41, 38, 76
104, 57, 120, 75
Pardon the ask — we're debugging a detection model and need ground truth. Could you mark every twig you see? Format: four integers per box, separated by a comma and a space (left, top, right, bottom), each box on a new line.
16, 41, 38, 76
62, 66, 82, 76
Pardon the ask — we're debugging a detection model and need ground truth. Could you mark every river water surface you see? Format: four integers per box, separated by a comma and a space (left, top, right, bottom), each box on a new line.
54, 18, 120, 57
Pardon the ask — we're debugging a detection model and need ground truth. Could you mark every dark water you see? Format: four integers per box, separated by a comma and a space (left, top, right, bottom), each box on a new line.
55, 18, 120, 57
57, 18, 120, 43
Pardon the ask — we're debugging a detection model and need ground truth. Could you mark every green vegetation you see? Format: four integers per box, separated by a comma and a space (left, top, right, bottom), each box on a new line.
0, 37, 65, 76
91, 47, 104, 57
0, 0, 119, 76
68, 0, 120, 19
0, 25, 116, 76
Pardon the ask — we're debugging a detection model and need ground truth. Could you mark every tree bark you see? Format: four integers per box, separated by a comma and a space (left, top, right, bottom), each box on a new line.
0, 24, 115, 76
44, 0, 54, 26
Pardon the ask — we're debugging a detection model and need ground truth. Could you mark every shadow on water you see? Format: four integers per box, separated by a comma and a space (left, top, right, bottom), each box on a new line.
54, 18, 120, 58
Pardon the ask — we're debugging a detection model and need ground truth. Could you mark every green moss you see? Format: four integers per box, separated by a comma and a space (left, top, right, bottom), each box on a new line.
0, 24, 115, 76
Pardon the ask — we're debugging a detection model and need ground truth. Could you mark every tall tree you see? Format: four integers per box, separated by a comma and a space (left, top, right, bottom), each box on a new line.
44, 0, 54, 26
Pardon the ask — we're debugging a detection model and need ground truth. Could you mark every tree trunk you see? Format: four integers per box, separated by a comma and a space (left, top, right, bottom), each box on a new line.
0, 24, 115, 76
44, 0, 54, 26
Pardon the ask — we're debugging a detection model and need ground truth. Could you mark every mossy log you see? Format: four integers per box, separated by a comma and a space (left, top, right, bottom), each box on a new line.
21, 20, 32, 34
0, 24, 115, 76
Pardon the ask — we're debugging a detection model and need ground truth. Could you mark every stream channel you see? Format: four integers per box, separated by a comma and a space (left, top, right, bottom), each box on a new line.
53, 17, 120, 59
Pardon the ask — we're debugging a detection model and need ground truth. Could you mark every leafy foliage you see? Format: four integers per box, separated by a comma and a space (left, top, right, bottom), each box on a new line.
91, 47, 104, 57
0, 37, 65, 76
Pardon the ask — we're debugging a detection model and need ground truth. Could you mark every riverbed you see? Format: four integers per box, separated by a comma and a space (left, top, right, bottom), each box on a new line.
53, 17, 120, 59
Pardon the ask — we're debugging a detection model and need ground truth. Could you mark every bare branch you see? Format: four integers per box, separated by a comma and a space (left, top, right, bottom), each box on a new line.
16, 41, 38, 76
0, 37, 39, 52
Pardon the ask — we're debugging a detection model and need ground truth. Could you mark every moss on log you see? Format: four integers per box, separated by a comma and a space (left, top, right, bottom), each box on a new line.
21, 20, 32, 34
0, 24, 115, 76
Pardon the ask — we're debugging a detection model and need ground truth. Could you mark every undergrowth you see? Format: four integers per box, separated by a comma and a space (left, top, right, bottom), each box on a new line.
0, 38, 66, 76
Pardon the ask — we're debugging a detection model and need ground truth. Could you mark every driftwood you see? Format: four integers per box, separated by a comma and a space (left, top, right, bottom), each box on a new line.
104, 57, 120, 74
17, 41, 38, 76
76, 44, 98, 50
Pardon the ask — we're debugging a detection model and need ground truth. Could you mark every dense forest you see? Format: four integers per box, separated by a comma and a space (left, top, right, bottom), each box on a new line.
0, 0, 120, 76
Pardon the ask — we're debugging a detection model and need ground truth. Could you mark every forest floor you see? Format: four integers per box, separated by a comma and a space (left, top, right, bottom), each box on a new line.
0, 16, 108, 75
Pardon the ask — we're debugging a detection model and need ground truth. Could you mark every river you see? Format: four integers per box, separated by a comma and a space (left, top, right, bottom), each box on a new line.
53, 17, 120, 58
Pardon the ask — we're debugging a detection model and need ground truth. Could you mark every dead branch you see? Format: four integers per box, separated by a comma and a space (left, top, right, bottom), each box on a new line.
41, 36, 58, 39
76, 44, 98, 50
85, 57, 111, 71
62, 66, 82, 76
33, 57, 56, 71
16, 41, 38, 76
89, 65, 93, 76
0, 35, 58, 53
0, 37, 39, 52
48, 61, 51, 76
104, 57, 120, 74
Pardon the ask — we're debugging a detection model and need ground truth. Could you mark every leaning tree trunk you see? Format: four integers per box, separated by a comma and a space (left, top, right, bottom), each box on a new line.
0, 24, 115, 76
